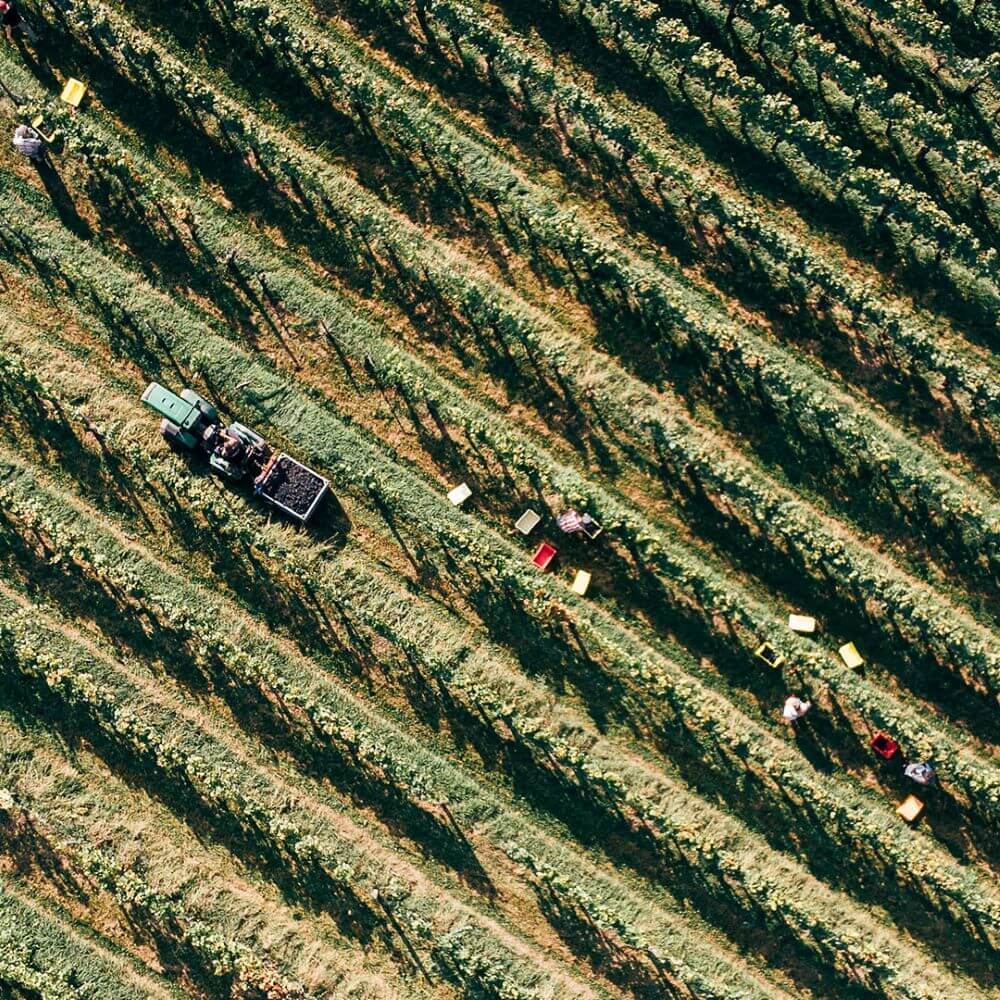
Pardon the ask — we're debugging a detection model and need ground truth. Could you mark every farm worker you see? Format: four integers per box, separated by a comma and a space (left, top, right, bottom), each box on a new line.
12, 123, 44, 160
904, 762, 936, 785
215, 429, 246, 464
557, 509, 594, 534
0, 2, 37, 42
782, 695, 811, 723
254, 451, 279, 493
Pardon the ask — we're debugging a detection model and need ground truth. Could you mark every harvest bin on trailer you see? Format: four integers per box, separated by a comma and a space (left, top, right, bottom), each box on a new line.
141, 382, 329, 524
257, 454, 328, 522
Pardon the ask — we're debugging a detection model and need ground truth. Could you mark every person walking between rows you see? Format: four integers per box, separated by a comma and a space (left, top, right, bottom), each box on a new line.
0, 1, 38, 43
782, 695, 811, 725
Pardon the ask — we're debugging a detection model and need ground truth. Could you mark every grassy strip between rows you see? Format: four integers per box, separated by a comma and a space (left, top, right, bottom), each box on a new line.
126, 0, 1000, 593
5, 318, 1000, 983
0, 875, 186, 1000
0, 280, 996, 992
7, 21, 1000, 726
0, 577, 618, 1000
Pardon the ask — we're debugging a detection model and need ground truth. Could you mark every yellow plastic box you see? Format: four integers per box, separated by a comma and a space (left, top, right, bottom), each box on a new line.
839, 642, 864, 669
30, 116, 55, 143
60, 78, 88, 108
788, 614, 816, 634
896, 795, 924, 823
571, 570, 591, 596
754, 642, 785, 669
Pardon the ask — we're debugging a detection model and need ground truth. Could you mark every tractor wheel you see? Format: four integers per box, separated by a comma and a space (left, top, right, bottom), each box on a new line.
161, 419, 198, 451
180, 388, 219, 423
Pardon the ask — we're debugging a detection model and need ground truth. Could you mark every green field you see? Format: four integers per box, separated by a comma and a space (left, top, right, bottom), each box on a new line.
0, 0, 998, 996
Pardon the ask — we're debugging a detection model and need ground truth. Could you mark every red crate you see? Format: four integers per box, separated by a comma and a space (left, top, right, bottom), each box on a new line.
532, 543, 557, 570
871, 732, 899, 760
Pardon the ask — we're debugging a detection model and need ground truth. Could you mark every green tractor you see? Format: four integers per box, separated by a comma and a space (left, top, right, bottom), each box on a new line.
141, 382, 330, 524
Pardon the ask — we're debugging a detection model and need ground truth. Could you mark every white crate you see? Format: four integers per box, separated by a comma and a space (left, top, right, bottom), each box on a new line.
447, 482, 472, 506
788, 614, 816, 634
515, 509, 540, 534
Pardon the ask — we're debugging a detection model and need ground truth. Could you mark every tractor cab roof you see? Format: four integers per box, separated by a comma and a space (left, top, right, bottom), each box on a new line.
141, 382, 203, 431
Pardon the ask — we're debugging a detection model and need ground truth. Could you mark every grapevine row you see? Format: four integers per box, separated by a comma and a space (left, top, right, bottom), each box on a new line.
0, 876, 183, 1000
0, 786, 315, 1000
532, 0, 1000, 323
671, 0, 1000, 230
914, 0, 1000, 54
5, 170, 996, 908
337, 0, 1000, 461
783, 0, 1000, 146
34, 0, 1000, 703
8, 314, 1000, 980
0, 454, 985, 1000
0, 401, 789, 1000
99, 0, 1000, 594
9, 327, 1000, 980
0, 580, 609, 1000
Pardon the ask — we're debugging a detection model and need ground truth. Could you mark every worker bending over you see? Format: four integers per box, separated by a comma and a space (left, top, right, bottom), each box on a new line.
782, 695, 811, 724
0, 2, 37, 42
904, 762, 936, 785
12, 123, 44, 161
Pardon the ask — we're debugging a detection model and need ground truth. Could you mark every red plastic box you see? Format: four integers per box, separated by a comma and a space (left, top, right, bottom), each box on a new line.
532, 543, 557, 570
871, 732, 900, 760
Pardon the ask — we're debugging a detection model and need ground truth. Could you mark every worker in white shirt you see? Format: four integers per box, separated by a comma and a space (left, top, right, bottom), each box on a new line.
904, 762, 936, 785
782, 695, 811, 724
12, 123, 44, 161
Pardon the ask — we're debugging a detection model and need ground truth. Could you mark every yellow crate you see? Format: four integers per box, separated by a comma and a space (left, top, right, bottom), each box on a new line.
30, 116, 55, 143
896, 795, 924, 823
754, 642, 784, 669
838, 642, 864, 669
60, 78, 88, 108
571, 570, 591, 596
